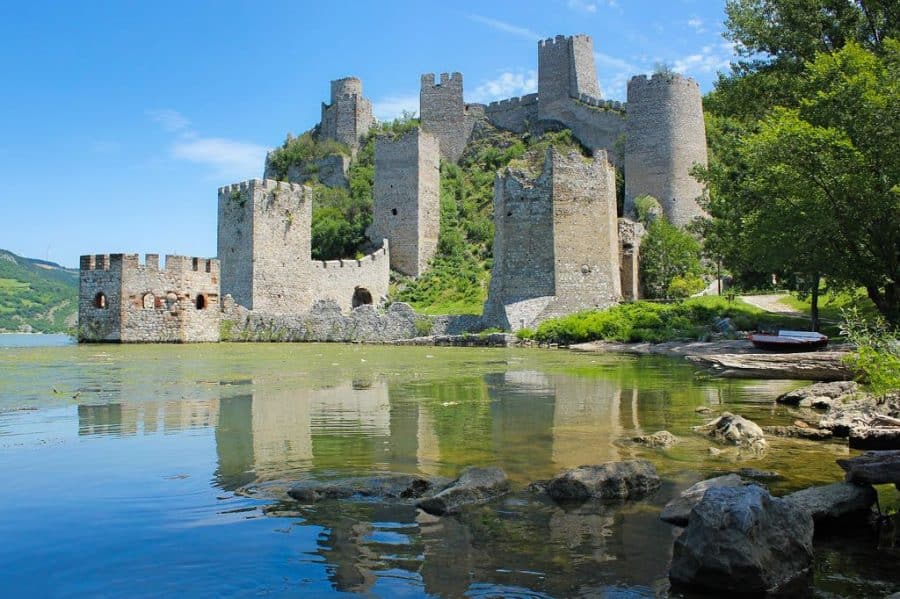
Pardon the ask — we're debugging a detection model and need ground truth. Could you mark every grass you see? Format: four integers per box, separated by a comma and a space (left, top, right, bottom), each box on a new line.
780, 289, 880, 323
521, 295, 822, 345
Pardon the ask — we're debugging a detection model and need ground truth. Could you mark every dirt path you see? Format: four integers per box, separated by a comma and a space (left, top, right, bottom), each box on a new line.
740, 294, 804, 316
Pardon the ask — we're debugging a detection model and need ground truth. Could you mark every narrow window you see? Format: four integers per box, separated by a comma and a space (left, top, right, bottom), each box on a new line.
142, 293, 155, 309
195, 294, 208, 310
94, 292, 107, 309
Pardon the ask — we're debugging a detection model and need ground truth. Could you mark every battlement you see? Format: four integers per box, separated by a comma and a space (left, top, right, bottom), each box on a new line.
421, 72, 463, 89
217, 179, 306, 198
81, 253, 219, 276
330, 77, 363, 102
312, 242, 388, 270
628, 72, 700, 92
575, 94, 625, 112
485, 93, 539, 111
539, 34, 592, 48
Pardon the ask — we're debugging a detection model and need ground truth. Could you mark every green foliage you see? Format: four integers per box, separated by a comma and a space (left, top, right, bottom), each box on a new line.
530, 296, 807, 345
515, 327, 535, 340
840, 307, 900, 397
0, 250, 77, 333
414, 315, 434, 337
667, 274, 707, 299
632, 194, 662, 224
267, 132, 350, 180
310, 185, 370, 260
639, 219, 704, 299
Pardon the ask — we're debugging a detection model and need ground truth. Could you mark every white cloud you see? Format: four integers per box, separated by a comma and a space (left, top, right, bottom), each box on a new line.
567, 0, 597, 13
672, 44, 732, 75
171, 137, 267, 179
372, 94, 419, 122
686, 18, 706, 33
594, 51, 638, 73
147, 109, 190, 132
470, 70, 537, 103
467, 14, 541, 41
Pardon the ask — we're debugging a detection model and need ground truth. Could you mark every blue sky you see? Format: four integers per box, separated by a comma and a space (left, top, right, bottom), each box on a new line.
0, 0, 734, 267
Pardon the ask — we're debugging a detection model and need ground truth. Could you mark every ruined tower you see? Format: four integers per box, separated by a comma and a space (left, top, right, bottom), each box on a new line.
624, 73, 708, 227
537, 34, 602, 120
319, 77, 374, 153
371, 128, 440, 277
217, 179, 313, 313
420, 72, 476, 163
483, 148, 621, 331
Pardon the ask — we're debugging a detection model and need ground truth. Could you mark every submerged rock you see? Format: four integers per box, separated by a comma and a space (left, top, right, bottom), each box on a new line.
669, 485, 814, 594
545, 460, 661, 502
762, 425, 833, 440
632, 430, 678, 449
288, 474, 449, 503
416, 467, 509, 516
736, 468, 782, 481
776, 381, 859, 406
660, 474, 747, 526
837, 450, 900, 486
695, 412, 767, 449
784, 482, 876, 523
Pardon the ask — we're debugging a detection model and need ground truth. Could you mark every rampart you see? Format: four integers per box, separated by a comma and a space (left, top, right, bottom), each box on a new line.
483, 148, 620, 331
319, 76, 374, 153
624, 73, 708, 227
79, 253, 220, 343
537, 34, 602, 120
484, 94, 539, 133
309, 242, 390, 312
371, 128, 440, 276
420, 72, 477, 163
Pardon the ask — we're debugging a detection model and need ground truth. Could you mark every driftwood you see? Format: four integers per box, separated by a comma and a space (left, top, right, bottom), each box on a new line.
685, 351, 852, 381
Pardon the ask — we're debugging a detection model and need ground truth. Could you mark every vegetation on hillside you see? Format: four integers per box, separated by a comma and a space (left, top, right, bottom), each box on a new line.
0, 249, 77, 333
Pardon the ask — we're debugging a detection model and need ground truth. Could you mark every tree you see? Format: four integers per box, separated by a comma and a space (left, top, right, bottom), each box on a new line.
639, 217, 705, 300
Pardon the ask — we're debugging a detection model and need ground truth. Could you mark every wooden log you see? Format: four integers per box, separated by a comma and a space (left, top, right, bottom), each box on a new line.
685, 351, 852, 381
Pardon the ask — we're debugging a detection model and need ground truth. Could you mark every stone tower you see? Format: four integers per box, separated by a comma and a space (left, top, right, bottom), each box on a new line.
319, 77, 374, 153
420, 72, 475, 163
371, 128, 440, 277
537, 34, 602, 120
624, 73, 708, 227
217, 179, 313, 313
483, 148, 620, 331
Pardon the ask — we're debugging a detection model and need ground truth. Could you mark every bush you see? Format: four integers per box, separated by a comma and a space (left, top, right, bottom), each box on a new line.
840, 307, 900, 397
639, 219, 704, 299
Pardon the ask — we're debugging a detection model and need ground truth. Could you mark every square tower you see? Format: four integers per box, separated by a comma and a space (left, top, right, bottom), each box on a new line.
319, 77, 374, 153
371, 128, 440, 277
538, 34, 602, 120
217, 179, 313, 313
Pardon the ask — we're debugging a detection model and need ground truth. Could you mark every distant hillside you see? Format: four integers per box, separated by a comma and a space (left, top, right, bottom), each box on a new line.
0, 249, 78, 333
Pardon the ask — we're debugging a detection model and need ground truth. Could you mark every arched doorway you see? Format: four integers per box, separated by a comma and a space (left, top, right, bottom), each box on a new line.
352, 287, 373, 308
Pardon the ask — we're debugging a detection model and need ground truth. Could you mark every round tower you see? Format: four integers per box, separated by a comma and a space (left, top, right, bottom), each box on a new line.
330, 77, 363, 101
624, 73, 708, 228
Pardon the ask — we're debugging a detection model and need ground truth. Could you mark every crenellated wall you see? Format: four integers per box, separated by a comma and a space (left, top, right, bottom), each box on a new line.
371, 128, 440, 277
537, 34, 602, 120
484, 94, 539, 133
319, 76, 374, 153
419, 72, 477, 163
79, 253, 220, 343
624, 73, 708, 227
309, 243, 391, 312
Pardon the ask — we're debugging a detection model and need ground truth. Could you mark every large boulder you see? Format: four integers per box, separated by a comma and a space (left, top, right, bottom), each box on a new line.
784, 482, 876, 523
632, 430, 678, 449
416, 467, 509, 515
669, 485, 814, 594
695, 412, 767, 449
660, 474, 747, 526
776, 381, 859, 406
545, 460, 661, 502
762, 425, 833, 440
836, 450, 900, 486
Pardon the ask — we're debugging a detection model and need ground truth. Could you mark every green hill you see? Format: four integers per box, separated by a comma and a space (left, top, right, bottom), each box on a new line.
0, 249, 78, 333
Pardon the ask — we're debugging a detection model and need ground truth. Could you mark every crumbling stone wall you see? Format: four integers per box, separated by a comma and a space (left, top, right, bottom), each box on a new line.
624, 73, 708, 227
618, 218, 645, 302
79, 253, 220, 343
483, 148, 620, 331
319, 77, 374, 153
263, 153, 350, 189
371, 128, 440, 277
310, 243, 391, 312
419, 72, 477, 163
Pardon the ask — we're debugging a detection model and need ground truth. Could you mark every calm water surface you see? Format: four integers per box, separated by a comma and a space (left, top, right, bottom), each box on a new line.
0, 342, 897, 597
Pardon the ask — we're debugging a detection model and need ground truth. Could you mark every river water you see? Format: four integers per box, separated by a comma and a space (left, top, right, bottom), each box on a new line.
1, 341, 897, 597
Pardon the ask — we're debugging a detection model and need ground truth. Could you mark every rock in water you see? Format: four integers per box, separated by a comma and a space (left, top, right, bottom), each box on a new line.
836, 450, 900, 486
784, 482, 876, 523
546, 460, 661, 502
660, 474, 746, 526
632, 430, 678, 448
416, 467, 509, 515
288, 474, 449, 502
669, 485, 814, 594
695, 412, 767, 449
776, 381, 859, 406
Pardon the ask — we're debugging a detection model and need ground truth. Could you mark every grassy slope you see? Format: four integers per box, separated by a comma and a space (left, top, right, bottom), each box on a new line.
0, 249, 78, 332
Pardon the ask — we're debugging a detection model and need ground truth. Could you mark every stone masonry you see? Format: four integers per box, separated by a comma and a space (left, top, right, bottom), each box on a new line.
419, 73, 479, 163
624, 73, 708, 227
370, 128, 440, 277
483, 148, 620, 331
79, 253, 220, 343
319, 77, 374, 153
217, 179, 389, 315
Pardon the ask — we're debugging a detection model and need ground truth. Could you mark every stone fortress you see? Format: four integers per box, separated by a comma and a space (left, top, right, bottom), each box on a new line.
78, 33, 707, 342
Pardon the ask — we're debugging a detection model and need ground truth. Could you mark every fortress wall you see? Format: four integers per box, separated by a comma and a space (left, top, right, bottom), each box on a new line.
420, 72, 475, 162
218, 179, 312, 314
538, 34, 600, 120
309, 243, 391, 312
484, 94, 539, 133
79, 253, 125, 341
618, 218, 645, 302
624, 73, 708, 227
371, 128, 440, 277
